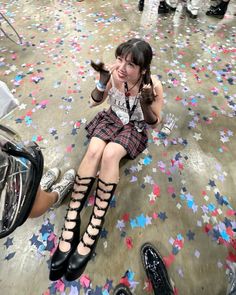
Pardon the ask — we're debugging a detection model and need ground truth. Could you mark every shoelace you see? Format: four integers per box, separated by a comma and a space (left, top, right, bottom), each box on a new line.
41, 171, 55, 184
53, 178, 73, 194
64, 175, 74, 181
146, 263, 164, 286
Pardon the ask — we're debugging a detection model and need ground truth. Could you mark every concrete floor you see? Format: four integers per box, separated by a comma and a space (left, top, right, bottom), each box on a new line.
0, 0, 236, 294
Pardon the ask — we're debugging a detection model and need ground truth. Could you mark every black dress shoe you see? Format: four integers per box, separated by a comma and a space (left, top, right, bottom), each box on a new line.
113, 283, 133, 295
49, 176, 95, 281
138, 0, 145, 11
158, 1, 170, 14
206, 1, 229, 19
140, 243, 174, 295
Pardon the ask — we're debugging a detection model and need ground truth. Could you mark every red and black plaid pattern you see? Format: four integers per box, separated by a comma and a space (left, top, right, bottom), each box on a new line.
85, 108, 148, 159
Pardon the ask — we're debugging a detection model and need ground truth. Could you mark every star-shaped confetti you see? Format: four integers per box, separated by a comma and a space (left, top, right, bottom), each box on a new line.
193, 132, 202, 141
158, 212, 168, 221
100, 228, 108, 239
186, 230, 195, 241
4, 237, 14, 249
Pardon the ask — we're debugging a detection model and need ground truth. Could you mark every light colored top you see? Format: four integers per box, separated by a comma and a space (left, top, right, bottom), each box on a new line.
89, 73, 163, 129
107, 75, 144, 131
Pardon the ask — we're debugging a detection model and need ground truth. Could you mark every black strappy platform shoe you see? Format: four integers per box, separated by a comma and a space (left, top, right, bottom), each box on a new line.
65, 178, 117, 281
49, 175, 95, 281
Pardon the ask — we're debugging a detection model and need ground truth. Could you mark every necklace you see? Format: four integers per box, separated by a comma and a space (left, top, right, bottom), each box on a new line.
124, 80, 140, 97
124, 81, 140, 120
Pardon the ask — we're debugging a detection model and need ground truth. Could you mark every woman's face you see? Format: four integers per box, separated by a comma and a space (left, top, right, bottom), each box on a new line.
115, 54, 142, 84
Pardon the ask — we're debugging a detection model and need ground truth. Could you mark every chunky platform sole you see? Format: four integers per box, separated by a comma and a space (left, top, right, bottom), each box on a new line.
64, 264, 86, 281
49, 265, 65, 281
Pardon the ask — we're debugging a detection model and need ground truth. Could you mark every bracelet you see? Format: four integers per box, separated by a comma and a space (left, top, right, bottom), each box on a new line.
91, 93, 103, 103
96, 81, 106, 92
146, 117, 158, 125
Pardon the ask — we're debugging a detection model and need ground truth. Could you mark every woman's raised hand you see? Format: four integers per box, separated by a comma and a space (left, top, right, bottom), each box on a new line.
90, 61, 117, 85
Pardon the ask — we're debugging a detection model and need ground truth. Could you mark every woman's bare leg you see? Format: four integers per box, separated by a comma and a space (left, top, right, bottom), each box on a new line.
59, 137, 107, 252
77, 137, 107, 176
77, 142, 127, 255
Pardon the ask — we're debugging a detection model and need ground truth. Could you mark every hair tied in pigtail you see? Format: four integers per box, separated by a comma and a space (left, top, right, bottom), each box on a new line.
143, 67, 152, 86
90, 60, 104, 71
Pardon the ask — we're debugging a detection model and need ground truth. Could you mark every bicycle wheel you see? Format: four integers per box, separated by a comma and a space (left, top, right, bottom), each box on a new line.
0, 12, 22, 45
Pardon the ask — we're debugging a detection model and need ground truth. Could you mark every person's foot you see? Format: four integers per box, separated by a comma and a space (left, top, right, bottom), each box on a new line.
209, 0, 221, 9
140, 243, 174, 295
158, 1, 170, 14
206, 1, 229, 19
138, 0, 145, 12
51, 169, 76, 207
186, 6, 198, 19
113, 283, 132, 295
40, 168, 60, 191
159, 0, 177, 13
165, 0, 177, 10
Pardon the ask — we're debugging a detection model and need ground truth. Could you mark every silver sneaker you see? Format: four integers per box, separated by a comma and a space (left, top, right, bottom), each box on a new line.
51, 169, 76, 208
40, 168, 60, 191
227, 261, 236, 295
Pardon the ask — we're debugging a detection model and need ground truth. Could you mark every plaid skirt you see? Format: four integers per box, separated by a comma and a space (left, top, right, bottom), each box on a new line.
85, 108, 148, 159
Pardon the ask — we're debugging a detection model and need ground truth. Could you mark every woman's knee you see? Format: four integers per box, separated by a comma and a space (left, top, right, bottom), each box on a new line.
101, 144, 124, 166
85, 142, 106, 162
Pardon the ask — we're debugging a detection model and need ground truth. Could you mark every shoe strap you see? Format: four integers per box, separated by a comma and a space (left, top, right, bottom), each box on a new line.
59, 227, 77, 242
94, 195, 110, 212
81, 238, 91, 248
74, 174, 95, 187
59, 215, 80, 242
94, 178, 117, 212
89, 221, 101, 230
98, 178, 117, 186
70, 197, 88, 204
79, 179, 117, 249
72, 175, 95, 197
61, 226, 77, 232
97, 178, 117, 193
64, 212, 80, 223
66, 207, 80, 212
81, 219, 104, 247
81, 230, 95, 247
92, 212, 101, 221
70, 175, 95, 210
72, 188, 89, 194
65, 216, 80, 222
85, 230, 97, 241
59, 235, 74, 243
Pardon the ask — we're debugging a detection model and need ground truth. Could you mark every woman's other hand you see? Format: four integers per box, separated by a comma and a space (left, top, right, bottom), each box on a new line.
140, 84, 155, 105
